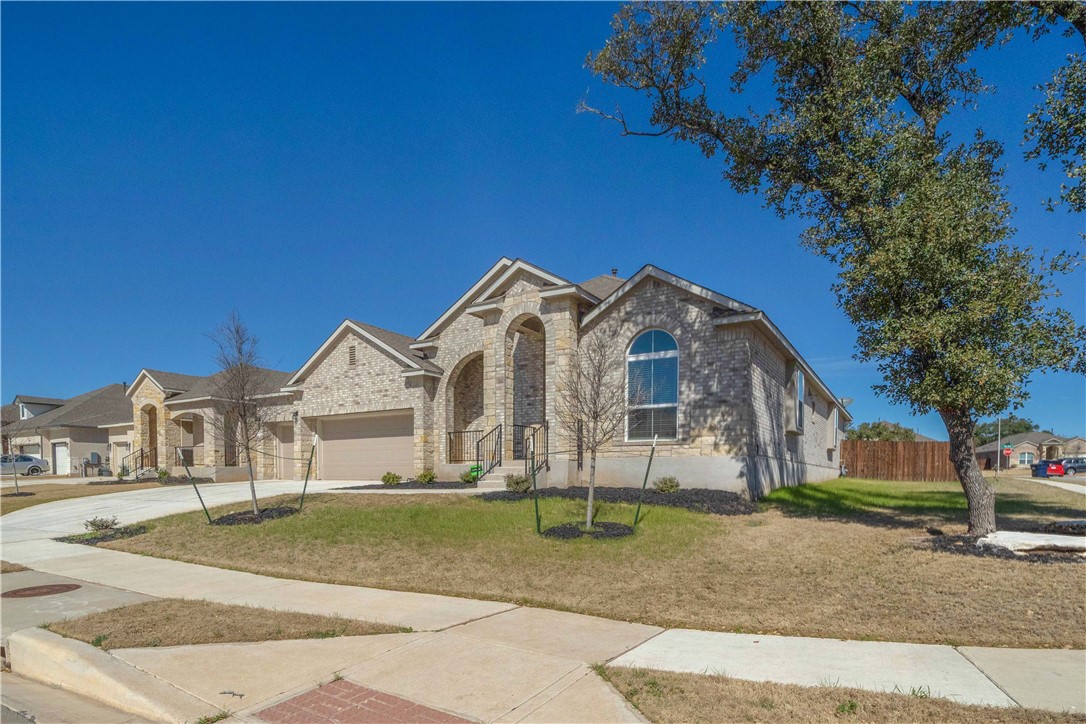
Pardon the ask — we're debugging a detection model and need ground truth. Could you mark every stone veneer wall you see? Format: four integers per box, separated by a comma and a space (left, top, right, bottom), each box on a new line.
748, 327, 842, 496
511, 327, 545, 426
288, 329, 434, 478
575, 277, 754, 491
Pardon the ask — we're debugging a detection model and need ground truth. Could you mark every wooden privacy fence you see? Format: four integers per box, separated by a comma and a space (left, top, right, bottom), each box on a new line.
841, 440, 957, 482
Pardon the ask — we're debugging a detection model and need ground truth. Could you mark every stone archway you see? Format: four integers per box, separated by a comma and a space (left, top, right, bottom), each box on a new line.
139, 404, 158, 466
445, 352, 485, 463
505, 314, 546, 459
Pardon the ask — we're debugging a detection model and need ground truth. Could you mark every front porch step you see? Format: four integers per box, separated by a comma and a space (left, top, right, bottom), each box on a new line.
478, 463, 535, 489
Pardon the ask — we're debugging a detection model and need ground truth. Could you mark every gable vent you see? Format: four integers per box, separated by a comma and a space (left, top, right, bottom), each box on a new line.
348, 345, 357, 367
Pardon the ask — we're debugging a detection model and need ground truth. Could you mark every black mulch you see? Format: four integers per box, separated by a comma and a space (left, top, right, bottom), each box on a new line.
87, 476, 212, 486
334, 481, 477, 490
919, 532, 1084, 564
56, 525, 148, 546
212, 506, 300, 526
542, 521, 635, 540
1042, 520, 1086, 536
480, 486, 755, 516
1, 491, 35, 498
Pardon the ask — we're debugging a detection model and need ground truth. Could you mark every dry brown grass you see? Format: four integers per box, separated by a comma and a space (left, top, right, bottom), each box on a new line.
602, 667, 1084, 723
0, 482, 160, 515
0, 560, 30, 573
105, 479, 1086, 648
46, 598, 407, 650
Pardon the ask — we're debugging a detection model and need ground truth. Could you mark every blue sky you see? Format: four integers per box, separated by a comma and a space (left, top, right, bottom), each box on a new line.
2, 3, 1083, 440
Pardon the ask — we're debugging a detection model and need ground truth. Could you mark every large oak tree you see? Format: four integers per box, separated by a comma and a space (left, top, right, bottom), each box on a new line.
584, 1, 1085, 533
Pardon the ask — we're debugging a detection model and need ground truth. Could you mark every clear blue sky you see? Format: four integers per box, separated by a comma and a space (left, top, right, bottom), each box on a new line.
3, 3, 1083, 440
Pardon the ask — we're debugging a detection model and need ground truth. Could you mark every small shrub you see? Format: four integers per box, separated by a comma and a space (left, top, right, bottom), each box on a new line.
416, 469, 437, 484
91, 634, 110, 648
652, 475, 680, 494
84, 516, 119, 532
505, 473, 532, 493
381, 471, 403, 486
459, 469, 477, 484
156, 467, 169, 481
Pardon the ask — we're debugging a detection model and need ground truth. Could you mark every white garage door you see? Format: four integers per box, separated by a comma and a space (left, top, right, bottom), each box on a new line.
319, 411, 414, 480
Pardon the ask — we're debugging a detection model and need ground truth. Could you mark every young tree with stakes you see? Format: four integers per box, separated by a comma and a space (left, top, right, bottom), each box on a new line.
209, 312, 272, 517
583, 1, 1086, 534
555, 326, 645, 530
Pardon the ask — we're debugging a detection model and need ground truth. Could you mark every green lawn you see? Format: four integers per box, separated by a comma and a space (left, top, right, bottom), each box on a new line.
763, 476, 1085, 526
103, 478, 1086, 648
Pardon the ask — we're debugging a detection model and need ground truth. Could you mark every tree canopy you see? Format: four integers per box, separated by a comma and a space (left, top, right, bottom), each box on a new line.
846, 421, 919, 442
584, 1, 1086, 533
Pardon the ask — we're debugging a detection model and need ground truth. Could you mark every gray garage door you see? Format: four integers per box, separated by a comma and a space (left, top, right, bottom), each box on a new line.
319, 411, 414, 480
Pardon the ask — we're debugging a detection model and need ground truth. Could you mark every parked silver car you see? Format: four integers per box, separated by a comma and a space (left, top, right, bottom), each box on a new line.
0, 454, 50, 476
1059, 456, 1086, 476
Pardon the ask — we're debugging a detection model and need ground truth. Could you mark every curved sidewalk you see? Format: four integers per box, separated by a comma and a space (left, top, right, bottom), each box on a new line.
2, 482, 1083, 718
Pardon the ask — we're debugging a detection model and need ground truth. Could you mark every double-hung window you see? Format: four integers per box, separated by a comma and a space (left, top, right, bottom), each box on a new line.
627, 330, 678, 440
1018, 451, 1034, 466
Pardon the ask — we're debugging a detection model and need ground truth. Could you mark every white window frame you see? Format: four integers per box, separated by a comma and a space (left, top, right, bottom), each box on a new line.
795, 370, 805, 432
19, 404, 28, 420
625, 330, 679, 442
1018, 451, 1034, 466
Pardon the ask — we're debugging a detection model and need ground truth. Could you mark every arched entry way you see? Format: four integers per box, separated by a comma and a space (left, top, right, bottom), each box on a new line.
446, 352, 485, 463
505, 314, 546, 460
139, 404, 159, 467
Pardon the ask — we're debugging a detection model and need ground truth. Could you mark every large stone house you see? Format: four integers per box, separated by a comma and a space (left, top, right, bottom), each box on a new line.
270, 258, 850, 496
50, 258, 849, 495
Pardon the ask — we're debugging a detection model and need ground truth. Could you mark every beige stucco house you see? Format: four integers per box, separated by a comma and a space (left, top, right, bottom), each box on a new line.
2, 386, 133, 476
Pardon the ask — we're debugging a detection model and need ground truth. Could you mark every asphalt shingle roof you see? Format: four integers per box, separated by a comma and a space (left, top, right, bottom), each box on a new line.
1, 384, 132, 433
348, 320, 442, 373
166, 367, 295, 403
579, 274, 626, 300
975, 431, 1065, 453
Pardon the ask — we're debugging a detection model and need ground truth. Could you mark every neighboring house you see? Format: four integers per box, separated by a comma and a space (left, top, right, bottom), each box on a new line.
975, 432, 1086, 470
277, 258, 851, 496
1, 403, 18, 453
125, 367, 294, 481
1, 386, 133, 475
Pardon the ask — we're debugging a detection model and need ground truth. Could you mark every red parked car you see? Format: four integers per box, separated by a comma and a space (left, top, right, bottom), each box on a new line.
1031, 460, 1065, 477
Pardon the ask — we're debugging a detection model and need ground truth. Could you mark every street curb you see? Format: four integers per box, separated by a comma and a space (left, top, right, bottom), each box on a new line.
7, 628, 219, 724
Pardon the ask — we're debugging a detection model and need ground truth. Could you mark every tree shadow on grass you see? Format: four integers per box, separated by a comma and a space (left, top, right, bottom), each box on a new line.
764, 484, 1085, 532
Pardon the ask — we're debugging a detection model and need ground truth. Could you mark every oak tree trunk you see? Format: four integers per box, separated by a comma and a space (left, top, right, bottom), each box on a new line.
940, 409, 996, 535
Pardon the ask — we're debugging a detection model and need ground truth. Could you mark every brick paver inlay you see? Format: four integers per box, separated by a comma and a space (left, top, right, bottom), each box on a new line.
256, 679, 472, 723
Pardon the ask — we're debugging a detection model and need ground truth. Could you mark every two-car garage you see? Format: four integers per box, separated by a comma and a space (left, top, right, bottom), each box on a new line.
316, 410, 414, 481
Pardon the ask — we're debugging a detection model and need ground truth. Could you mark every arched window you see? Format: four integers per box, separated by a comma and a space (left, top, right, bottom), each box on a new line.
627, 330, 678, 440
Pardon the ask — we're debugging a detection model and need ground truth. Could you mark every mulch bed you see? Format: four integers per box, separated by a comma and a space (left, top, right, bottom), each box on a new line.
88, 476, 212, 486
480, 486, 755, 516
542, 521, 635, 539
335, 481, 477, 490
212, 506, 300, 526
917, 532, 1085, 564
56, 525, 148, 546
1, 491, 35, 498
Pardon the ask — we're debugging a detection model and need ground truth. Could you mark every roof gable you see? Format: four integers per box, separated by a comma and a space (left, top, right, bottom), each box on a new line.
287, 319, 440, 386
473, 259, 569, 302
415, 258, 514, 341
2, 384, 131, 432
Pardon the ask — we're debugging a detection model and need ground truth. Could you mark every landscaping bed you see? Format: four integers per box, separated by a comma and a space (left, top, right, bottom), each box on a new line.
45, 598, 408, 649
335, 481, 476, 490
88, 476, 213, 486
100, 480, 1086, 648
57, 525, 149, 546
481, 485, 756, 516
212, 506, 299, 525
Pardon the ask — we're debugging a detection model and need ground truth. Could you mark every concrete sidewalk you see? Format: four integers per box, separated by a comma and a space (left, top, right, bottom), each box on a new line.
2, 481, 1083, 720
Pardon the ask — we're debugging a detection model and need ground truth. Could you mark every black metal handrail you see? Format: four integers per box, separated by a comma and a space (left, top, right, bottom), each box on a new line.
121, 446, 157, 475
447, 430, 483, 464
475, 425, 502, 481
525, 422, 549, 477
